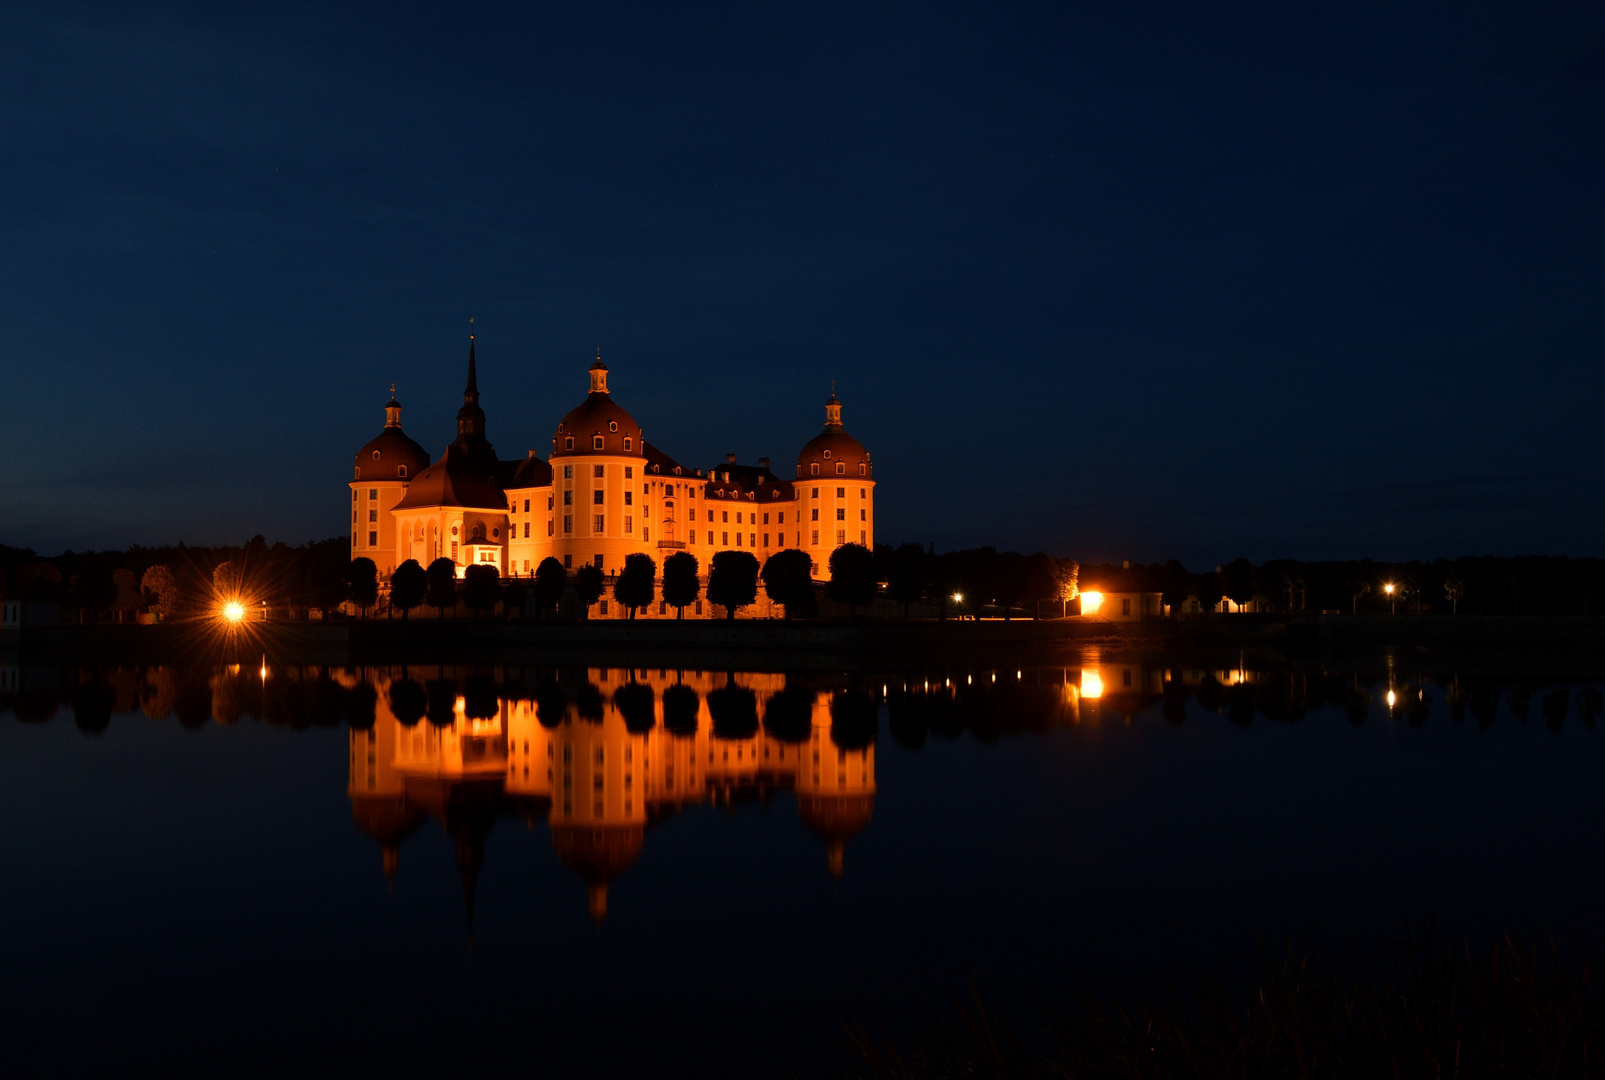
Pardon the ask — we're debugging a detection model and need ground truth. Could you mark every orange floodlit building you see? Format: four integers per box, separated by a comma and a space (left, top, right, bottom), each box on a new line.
351, 338, 875, 601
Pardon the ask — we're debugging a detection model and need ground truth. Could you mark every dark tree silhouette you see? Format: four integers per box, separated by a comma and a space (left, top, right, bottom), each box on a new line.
533, 557, 566, 618
827, 543, 877, 619
426, 557, 457, 618
614, 682, 656, 733
346, 557, 379, 616
574, 563, 605, 616
882, 543, 928, 620
661, 551, 701, 619
390, 559, 427, 620
1220, 558, 1255, 610
501, 577, 527, 620
612, 553, 656, 619
707, 550, 760, 619
71, 563, 118, 625
761, 549, 816, 619
71, 680, 115, 734
389, 679, 427, 726
1194, 571, 1225, 614
463, 564, 501, 619
1160, 560, 1191, 614
662, 683, 700, 734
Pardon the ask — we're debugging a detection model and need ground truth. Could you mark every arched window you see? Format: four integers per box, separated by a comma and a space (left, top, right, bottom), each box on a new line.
858, 463, 866, 476
398, 465, 408, 478
836, 462, 845, 475
623, 437, 632, 451
810, 463, 819, 476
565, 437, 574, 451
593, 435, 605, 450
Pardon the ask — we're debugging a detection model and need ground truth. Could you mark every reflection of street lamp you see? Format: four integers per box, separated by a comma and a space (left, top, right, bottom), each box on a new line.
1384, 582, 1396, 615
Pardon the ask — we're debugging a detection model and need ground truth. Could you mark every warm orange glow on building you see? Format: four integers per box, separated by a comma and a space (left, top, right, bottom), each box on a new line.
1079, 591, 1103, 615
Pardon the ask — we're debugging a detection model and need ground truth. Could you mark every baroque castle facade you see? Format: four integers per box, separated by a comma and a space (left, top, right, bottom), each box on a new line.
350, 338, 875, 598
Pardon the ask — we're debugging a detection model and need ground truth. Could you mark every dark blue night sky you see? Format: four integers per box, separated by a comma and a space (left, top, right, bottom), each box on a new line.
2, 2, 1600, 564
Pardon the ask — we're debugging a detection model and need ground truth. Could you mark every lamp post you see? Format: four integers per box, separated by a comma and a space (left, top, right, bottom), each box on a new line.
1384, 582, 1396, 616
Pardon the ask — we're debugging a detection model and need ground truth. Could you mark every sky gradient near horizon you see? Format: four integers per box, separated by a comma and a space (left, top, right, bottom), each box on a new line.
1, 2, 1601, 565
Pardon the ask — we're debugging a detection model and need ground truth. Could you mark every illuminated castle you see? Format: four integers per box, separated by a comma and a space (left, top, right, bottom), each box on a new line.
350, 338, 875, 594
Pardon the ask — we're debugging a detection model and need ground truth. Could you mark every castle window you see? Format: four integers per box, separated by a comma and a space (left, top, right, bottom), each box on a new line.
523, 523, 530, 538
524, 499, 530, 512
763, 533, 769, 547
564, 554, 572, 568
811, 509, 819, 521
721, 511, 728, 522
594, 515, 604, 533
563, 516, 572, 534
563, 490, 573, 505
859, 463, 867, 476
398, 465, 408, 478
810, 463, 819, 475
369, 531, 377, 546
564, 465, 573, 479
735, 512, 741, 523
369, 489, 378, 500
837, 487, 845, 498
624, 466, 634, 480
369, 509, 378, 523
593, 490, 604, 505
565, 437, 574, 451
624, 491, 633, 506
860, 530, 867, 545
594, 465, 605, 478
492, 528, 499, 538
823, 450, 831, 459
811, 488, 819, 498
811, 530, 819, 546
352, 490, 357, 503
623, 437, 632, 452
372, 451, 380, 460
836, 463, 845, 475
836, 508, 845, 521
593, 435, 605, 450
778, 512, 784, 524
722, 532, 729, 546
547, 496, 553, 510
750, 534, 756, 548
547, 520, 553, 536
609, 421, 618, 432
625, 516, 633, 534
762, 513, 769, 525
735, 533, 742, 546
450, 525, 458, 536
836, 529, 846, 545
860, 509, 866, 521
860, 488, 867, 498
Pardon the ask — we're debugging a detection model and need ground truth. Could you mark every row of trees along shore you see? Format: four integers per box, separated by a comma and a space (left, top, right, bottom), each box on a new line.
3, 538, 1603, 621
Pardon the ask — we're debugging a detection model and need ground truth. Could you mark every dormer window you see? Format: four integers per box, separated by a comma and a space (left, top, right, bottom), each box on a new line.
609, 421, 618, 432
623, 437, 632, 451
593, 435, 605, 450
836, 462, 845, 475
565, 437, 574, 451
858, 463, 866, 476
822, 450, 832, 459
398, 465, 408, 478
810, 463, 819, 476
373, 450, 381, 460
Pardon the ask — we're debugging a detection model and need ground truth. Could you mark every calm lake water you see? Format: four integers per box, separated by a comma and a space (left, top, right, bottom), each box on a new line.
1, 650, 1602, 1077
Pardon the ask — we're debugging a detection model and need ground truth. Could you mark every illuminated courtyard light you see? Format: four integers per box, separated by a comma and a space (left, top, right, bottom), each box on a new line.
1080, 591, 1104, 614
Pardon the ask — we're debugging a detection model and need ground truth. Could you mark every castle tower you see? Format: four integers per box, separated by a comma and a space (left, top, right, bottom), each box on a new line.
349, 391, 430, 578
794, 390, 875, 578
547, 355, 651, 574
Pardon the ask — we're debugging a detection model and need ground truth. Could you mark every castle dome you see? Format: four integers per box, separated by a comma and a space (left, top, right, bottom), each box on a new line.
392, 443, 507, 511
354, 395, 431, 482
551, 359, 644, 459
796, 392, 871, 479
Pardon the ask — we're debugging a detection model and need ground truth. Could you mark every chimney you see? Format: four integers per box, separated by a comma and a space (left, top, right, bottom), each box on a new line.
758, 456, 770, 471
527, 449, 537, 459
724, 452, 737, 465
1122, 560, 1131, 570
1214, 564, 1223, 574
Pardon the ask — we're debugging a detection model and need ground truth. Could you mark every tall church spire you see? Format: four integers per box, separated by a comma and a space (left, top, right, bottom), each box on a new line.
456, 328, 486, 440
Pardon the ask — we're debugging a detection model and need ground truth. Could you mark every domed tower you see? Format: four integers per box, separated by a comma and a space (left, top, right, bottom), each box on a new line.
349, 390, 431, 577
794, 389, 874, 578
795, 687, 876, 878
548, 355, 650, 574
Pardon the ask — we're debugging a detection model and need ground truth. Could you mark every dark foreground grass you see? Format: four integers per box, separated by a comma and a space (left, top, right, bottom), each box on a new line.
840, 929, 1602, 1079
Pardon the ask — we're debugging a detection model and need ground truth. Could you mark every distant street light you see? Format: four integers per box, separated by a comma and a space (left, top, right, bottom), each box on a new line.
1384, 582, 1397, 615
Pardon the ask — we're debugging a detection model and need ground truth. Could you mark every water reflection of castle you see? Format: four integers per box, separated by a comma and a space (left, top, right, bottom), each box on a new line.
345, 668, 876, 921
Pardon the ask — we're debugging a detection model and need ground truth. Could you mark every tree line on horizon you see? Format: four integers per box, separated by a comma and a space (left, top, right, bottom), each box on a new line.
2, 537, 1602, 621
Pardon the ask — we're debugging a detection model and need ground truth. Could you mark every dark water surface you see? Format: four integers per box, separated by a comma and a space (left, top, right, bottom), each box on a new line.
1, 651, 1602, 1077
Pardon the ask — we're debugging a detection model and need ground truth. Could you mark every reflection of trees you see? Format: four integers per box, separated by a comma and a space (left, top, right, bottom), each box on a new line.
140, 667, 177, 720
831, 690, 878, 749
348, 681, 378, 730
1542, 688, 1570, 733
574, 682, 604, 723
1469, 684, 1499, 731
389, 679, 426, 726
709, 680, 759, 740
662, 683, 699, 735
72, 680, 115, 734
613, 682, 655, 734
765, 682, 815, 744
535, 680, 567, 728
462, 676, 499, 721
425, 680, 457, 727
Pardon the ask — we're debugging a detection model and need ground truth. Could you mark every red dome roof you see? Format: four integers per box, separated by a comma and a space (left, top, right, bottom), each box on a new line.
551, 361, 645, 459
393, 443, 507, 511
552, 823, 645, 882
354, 401, 431, 481
797, 792, 874, 840
795, 394, 871, 479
